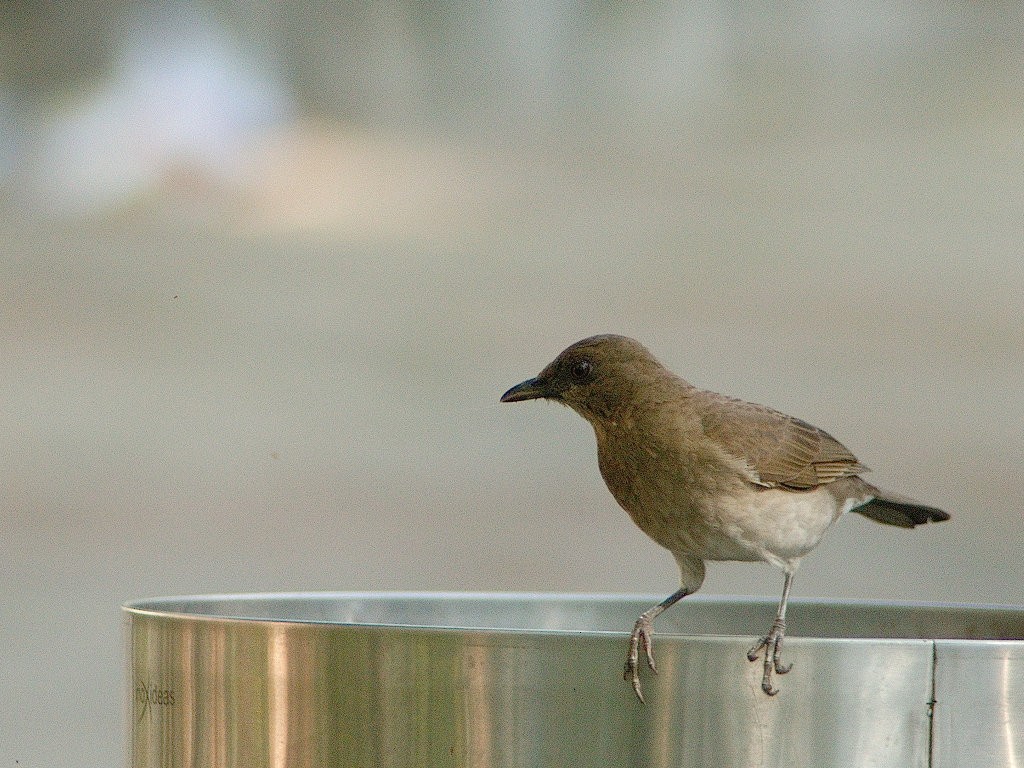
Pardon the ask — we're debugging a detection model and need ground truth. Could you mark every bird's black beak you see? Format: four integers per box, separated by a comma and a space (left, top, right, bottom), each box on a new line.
500, 377, 549, 403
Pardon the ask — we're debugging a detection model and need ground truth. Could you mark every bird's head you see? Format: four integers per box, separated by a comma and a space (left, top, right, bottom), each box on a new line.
500, 334, 680, 423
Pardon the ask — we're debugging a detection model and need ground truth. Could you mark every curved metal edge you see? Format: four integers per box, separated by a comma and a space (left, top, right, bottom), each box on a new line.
121, 591, 1024, 641
122, 590, 1024, 614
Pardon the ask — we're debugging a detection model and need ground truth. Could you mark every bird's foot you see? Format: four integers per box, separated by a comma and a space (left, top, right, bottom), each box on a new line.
624, 614, 658, 703
747, 618, 792, 696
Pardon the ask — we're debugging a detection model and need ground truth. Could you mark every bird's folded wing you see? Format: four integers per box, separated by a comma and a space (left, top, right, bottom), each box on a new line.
697, 392, 868, 490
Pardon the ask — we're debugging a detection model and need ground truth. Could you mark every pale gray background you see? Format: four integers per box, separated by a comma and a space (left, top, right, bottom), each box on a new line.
2, 2, 1023, 766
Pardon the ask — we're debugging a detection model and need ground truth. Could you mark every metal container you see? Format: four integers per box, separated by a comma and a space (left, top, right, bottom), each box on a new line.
125, 592, 1024, 767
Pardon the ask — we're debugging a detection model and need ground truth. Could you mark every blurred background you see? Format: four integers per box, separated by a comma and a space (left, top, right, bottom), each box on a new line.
2, 1, 1022, 765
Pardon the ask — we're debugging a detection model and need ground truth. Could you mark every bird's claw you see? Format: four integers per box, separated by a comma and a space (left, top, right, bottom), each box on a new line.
747, 618, 791, 696
624, 615, 657, 703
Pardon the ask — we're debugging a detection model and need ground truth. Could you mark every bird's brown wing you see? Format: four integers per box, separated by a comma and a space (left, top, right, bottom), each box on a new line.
697, 392, 868, 490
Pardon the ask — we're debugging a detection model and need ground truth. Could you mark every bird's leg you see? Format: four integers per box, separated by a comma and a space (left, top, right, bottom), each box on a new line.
747, 571, 795, 696
625, 587, 689, 703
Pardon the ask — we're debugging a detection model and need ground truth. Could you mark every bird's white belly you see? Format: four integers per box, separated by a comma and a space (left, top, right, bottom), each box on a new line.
698, 486, 862, 568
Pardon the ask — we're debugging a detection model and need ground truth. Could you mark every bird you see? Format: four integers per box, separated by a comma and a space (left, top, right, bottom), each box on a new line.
500, 334, 950, 699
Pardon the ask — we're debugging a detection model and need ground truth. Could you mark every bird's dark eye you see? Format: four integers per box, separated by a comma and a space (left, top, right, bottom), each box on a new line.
571, 359, 593, 381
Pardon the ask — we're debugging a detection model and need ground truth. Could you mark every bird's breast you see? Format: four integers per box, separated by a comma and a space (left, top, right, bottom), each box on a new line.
593, 419, 735, 556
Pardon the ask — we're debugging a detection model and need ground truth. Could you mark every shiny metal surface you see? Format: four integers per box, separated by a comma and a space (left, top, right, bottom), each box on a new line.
126, 593, 1024, 767
933, 641, 1024, 767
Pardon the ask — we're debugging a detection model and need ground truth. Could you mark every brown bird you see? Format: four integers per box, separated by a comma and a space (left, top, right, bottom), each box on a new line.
500, 334, 949, 698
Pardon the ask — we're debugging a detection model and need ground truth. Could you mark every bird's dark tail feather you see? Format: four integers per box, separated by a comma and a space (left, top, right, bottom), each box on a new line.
854, 486, 950, 529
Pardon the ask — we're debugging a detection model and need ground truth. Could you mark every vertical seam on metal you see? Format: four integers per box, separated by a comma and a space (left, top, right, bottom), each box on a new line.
928, 640, 938, 768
